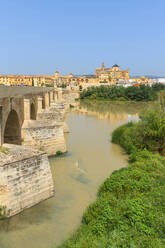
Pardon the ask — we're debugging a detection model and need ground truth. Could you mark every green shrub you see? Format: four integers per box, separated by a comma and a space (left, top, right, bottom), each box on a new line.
0, 206, 9, 220
112, 109, 165, 154
80, 85, 159, 102
56, 150, 63, 156
118, 97, 128, 101
112, 122, 143, 153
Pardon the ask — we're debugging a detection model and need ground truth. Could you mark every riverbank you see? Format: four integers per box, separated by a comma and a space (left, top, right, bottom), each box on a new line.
57, 108, 165, 248
80, 84, 165, 102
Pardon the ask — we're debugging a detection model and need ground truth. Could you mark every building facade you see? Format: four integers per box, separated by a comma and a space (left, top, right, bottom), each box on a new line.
0, 64, 155, 87
0, 75, 55, 87
95, 63, 130, 84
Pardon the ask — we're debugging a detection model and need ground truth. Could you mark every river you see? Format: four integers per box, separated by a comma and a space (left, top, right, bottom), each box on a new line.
0, 101, 150, 248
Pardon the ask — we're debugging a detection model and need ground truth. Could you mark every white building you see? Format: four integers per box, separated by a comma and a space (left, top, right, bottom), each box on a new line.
158, 78, 165, 84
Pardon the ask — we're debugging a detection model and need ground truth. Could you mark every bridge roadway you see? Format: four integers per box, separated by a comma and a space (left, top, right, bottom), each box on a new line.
0, 85, 53, 99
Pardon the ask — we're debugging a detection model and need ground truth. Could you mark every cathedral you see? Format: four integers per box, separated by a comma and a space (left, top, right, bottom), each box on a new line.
95, 63, 130, 83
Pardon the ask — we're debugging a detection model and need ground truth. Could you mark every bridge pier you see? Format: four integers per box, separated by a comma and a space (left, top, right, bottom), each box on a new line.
22, 92, 67, 156
54, 91, 58, 102
37, 97, 43, 113
50, 91, 54, 104
44, 92, 49, 109
24, 99, 30, 120
57, 88, 63, 101
0, 144, 54, 217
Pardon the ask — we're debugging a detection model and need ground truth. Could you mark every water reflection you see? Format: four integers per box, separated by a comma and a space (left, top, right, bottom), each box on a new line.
0, 102, 150, 248
78, 100, 154, 123
79, 100, 153, 114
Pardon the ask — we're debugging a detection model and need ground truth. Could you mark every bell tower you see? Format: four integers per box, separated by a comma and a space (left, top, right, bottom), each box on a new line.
101, 62, 104, 70
55, 70, 59, 78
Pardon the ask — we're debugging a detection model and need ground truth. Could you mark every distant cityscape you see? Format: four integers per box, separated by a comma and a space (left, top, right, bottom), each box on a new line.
0, 63, 165, 87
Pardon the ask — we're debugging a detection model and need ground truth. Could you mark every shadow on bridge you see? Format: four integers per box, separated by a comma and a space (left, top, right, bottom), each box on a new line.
4, 110, 21, 145
30, 103, 36, 120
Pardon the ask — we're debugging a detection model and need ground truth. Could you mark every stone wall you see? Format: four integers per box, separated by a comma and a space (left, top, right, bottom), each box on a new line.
0, 144, 54, 217
21, 99, 69, 156
22, 120, 66, 156
62, 89, 80, 106
37, 107, 65, 122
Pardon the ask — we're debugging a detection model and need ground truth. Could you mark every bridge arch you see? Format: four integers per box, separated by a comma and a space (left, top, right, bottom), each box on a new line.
30, 103, 36, 120
4, 110, 21, 145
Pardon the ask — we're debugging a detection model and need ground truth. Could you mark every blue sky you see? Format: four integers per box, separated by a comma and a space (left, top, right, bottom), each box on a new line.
1, 0, 165, 76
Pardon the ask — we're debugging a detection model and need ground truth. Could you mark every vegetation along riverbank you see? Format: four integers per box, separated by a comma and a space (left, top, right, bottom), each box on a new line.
57, 107, 165, 248
80, 83, 165, 101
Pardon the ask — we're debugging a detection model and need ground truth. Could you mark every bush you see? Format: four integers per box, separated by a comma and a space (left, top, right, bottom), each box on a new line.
80, 85, 159, 102
112, 109, 165, 154
0, 206, 9, 220
112, 122, 143, 153
57, 148, 165, 247
56, 150, 63, 156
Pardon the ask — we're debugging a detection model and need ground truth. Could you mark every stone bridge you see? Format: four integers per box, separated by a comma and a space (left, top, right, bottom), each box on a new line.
0, 86, 66, 153
0, 86, 79, 217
